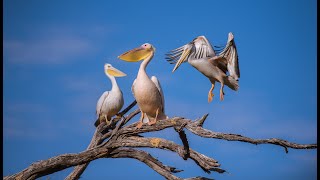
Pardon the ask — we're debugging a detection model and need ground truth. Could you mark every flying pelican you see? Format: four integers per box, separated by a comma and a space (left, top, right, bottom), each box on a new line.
118, 43, 168, 128
95, 63, 126, 127
166, 32, 240, 102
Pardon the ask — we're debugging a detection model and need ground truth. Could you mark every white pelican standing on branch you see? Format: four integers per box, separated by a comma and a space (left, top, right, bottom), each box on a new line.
118, 43, 168, 128
166, 32, 240, 102
95, 63, 126, 126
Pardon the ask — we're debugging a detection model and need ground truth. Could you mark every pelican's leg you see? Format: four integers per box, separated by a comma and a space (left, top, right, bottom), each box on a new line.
136, 111, 144, 129
104, 114, 111, 125
220, 83, 225, 101
115, 113, 122, 118
104, 115, 108, 123
98, 115, 104, 125
148, 108, 159, 126
208, 82, 215, 103
115, 113, 123, 122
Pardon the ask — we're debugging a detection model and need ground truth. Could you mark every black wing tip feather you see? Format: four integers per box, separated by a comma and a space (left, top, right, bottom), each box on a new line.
165, 47, 184, 64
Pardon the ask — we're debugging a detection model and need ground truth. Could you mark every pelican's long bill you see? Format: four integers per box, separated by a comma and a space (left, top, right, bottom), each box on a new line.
118, 47, 152, 62
105, 64, 127, 77
172, 48, 191, 72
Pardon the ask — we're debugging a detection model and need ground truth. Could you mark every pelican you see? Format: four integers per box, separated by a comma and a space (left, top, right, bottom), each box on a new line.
118, 43, 168, 128
166, 32, 240, 102
95, 63, 126, 127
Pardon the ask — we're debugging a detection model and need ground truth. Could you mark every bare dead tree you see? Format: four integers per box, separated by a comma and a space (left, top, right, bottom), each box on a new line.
4, 101, 317, 180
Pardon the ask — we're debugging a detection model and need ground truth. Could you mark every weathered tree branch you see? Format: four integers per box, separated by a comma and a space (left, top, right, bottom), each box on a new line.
4, 145, 112, 180
4, 105, 317, 180
174, 122, 190, 160
112, 136, 224, 173
185, 114, 317, 153
110, 148, 182, 180
110, 148, 214, 180
66, 102, 139, 180
64, 128, 101, 180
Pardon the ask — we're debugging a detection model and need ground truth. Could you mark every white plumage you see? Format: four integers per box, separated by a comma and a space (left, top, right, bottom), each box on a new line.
95, 63, 126, 126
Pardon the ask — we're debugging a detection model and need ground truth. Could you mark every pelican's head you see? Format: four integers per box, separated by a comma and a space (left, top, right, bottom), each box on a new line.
104, 63, 127, 77
118, 43, 155, 62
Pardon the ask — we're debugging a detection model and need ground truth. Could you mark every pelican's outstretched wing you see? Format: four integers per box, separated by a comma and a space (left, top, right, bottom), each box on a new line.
165, 43, 193, 67
96, 91, 109, 117
217, 32, 240, 80
151, 76, 165, 113
165, 36, 216, 72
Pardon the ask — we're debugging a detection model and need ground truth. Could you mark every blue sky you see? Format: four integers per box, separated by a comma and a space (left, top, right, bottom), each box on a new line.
3, 0, 317, 179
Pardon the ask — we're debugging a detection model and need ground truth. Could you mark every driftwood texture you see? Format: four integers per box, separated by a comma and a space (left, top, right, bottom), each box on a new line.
4, 101, 317, 180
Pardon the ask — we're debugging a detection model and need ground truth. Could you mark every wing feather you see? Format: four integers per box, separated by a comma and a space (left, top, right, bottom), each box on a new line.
217, 32, 240, 80
166, 35, 215, 65
96, 91, 109, 116
151, 76, 165, 113
165, 44, 190, 63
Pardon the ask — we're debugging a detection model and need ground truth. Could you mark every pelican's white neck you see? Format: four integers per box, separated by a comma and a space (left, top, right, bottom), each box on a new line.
107, 73, 120, 91
138, 51, 154, 79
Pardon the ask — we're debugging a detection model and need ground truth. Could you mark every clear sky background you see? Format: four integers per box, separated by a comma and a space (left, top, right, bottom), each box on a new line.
3, 0, 317, 179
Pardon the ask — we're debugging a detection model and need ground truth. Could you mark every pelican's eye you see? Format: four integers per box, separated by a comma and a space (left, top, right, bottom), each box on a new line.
142, 43, 150, 49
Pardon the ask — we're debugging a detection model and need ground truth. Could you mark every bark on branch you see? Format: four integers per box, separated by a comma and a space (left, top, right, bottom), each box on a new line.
4, 103, 317, 180
110, 148, 183, 180
186, 114, 317, 153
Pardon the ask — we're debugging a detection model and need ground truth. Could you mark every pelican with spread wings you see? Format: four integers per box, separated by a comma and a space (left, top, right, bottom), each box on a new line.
118, 43, 168, 128
95, 63, 126, 127
166, 32, 240, 102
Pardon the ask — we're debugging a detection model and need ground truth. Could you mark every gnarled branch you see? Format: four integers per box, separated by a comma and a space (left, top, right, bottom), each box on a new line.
4, 103, 317, 180
186, 114, 317, 153
110, 148, 182, 180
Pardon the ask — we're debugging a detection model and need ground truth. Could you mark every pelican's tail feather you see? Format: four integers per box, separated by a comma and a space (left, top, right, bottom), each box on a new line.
226, 76, 239, 91
158, 112, 169, 121
142, 113, 150, 123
